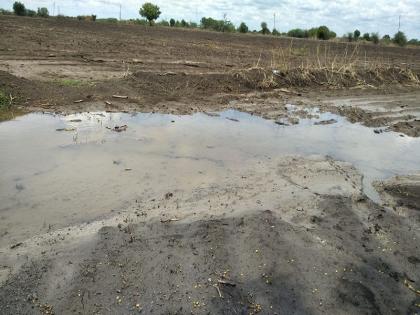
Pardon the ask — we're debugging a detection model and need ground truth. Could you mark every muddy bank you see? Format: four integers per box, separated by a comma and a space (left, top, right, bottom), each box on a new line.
1, 195, 419, 314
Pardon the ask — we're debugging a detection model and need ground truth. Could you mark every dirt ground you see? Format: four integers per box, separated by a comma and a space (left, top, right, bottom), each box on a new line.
1, 16, 420, 315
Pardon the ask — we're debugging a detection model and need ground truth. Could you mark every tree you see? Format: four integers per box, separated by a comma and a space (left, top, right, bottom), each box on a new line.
238, 22, 248, 33
346, 32, 354, 42
272, 28, 280, 36
354, 29, 360, 40
260, 22, 270, 35
139, 2, 161, 26
181, 19, 188, 27
393, 31, 407, 47
26, 9, 36, 17
317, 26, 331, 40
288, 28, 308, 38
371, 32, 379, 44
37, 7, 49, 18
13, 1, 26, 16
170, 18, 175, 27
362, 32, 370, 41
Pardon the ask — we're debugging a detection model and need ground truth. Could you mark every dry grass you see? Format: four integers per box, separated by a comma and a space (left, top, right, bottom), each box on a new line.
235, 41, 419, 89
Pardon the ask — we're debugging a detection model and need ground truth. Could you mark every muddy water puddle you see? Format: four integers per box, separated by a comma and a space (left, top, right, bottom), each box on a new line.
1, 109, 420, 246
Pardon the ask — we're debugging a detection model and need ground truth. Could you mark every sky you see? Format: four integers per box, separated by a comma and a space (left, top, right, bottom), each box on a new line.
1, 0, 420, 39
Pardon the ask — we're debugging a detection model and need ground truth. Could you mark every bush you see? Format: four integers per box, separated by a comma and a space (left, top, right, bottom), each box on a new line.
139, 2, 161, 26
317, 26, 331, 40
362, 33, 370, 41
37, 7, 49, 18
13, 1, 25, 16
354, 29, 360, 40
157, 20, 169, 26
408, 39, 419, 45
393, 31, 407, 47
170, 18, 175, 27
238, 22, 248, 33
201, 17, 235, 32
346, 32, 354, 42
260, 22, 270, 35
272, 28, 280, 36
371, 32, 379, 44
287, 28, 308, 38
26, 9, 36, 17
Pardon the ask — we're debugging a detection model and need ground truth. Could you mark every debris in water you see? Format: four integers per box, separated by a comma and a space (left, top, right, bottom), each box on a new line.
204, 112, 220, 117
106, 125, 128, 132
226, 117, 239, 122
314, 119, 337, 125
160, 218, 179, 223
10, 242, 23, 249
56, 127, 76, 132
112, 95, 128, 99
69, 119, 82, 123
275, 121, 289, 126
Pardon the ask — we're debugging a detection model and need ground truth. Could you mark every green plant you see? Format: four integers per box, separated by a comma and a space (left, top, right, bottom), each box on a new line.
139, 2, 161, 26
393, 31, 407, 47
287, 28, 307, 38
371, 33, 379, 44
238, 22, 248, 33
37, 7, 49, 17
272, 28, 280, 36
362, 33, 370, 41
317, 26, 331, 40
0, 90, 12, 108
346, 32, 354, 42
261, 22, 270, 35
13, 1, 25, 16
170, 18, 175, 27
354, 29, 360, 40
26, 9, 36, 17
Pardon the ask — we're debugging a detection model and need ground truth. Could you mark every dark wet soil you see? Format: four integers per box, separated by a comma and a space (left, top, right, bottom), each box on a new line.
1, 194, 419, 314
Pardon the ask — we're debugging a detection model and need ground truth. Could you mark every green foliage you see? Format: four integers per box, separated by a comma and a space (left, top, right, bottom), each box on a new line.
346, 32, 354, 42
201, 17, 235, 32
181, 19, 188, 27
238, 22, 248, 33
13, 1, 25, 16
371, 32, 379, 44
37, 7, 49, 18
139, 2, 161, 26
393, 31, 407, 47
0, 90, 11, 107
362, 32, 370, 41
0, 9, 13, 15
382, 34, 390, 40
272, 28, 280, 36
26, 9, 36, 17
307, 27, 318, 38
133, 18, 148, 25
354, 29, 360, 40
170, 18, 175, 27
287, 28, 308, 38
317, 26, 331, 40
260, 22, 270, 35
157, 19, 169, 26
408, 39, 419, 45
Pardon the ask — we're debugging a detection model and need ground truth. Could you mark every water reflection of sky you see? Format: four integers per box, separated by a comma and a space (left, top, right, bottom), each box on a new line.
1, 109, 420, 202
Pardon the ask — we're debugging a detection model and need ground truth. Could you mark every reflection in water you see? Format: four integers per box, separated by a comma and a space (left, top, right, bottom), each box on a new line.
1, 109, 419, 244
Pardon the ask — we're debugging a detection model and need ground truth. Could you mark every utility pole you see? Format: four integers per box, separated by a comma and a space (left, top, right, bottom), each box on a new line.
273, 13, 276, 30
398, 15, 401, 32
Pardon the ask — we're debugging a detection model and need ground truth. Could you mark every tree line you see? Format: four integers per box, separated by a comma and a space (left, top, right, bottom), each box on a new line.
3, 1, 418, 47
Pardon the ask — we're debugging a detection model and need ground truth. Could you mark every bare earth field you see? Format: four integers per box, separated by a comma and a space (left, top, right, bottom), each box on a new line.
0, 16, 420, 315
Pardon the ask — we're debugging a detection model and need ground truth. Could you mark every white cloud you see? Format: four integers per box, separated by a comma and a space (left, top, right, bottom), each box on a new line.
1, 0, 420, 38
